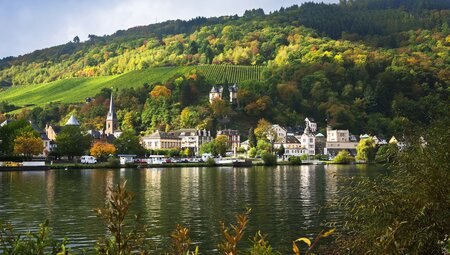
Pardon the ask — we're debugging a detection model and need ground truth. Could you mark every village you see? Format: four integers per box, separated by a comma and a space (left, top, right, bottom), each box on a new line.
1, 83, 403, 167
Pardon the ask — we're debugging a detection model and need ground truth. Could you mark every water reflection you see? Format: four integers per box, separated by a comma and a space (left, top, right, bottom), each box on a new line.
0, 165, 384, 254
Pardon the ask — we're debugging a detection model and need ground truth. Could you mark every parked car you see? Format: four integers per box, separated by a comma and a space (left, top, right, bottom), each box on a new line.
80, 156, 97, 164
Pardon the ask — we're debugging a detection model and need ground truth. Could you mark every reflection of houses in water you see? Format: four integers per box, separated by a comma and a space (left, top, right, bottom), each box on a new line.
144, 170, 162, 214
45, 171, 55, 211
323, 165, 338, 203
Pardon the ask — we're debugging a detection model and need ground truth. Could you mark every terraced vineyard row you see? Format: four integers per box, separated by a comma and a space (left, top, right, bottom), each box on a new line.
196, 65, 266, 84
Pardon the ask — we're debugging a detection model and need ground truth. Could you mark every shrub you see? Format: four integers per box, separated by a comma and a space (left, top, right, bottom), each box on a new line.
107, 157, 120, 168
332, 150, 353, 164
94, 180, 150, 254
334, 121, 450, 254
248, 147, 257, 158
206, 158, 216, 166
288, 156, 302, 165
262, 152, 277, 166
0, 220, 69, 255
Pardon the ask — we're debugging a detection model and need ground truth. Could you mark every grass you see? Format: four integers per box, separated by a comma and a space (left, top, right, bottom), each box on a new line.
0, 65, 266, 111
0, 66, 194, 109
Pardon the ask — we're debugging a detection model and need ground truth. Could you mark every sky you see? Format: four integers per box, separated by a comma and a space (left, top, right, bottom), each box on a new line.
0, 0, 338, 58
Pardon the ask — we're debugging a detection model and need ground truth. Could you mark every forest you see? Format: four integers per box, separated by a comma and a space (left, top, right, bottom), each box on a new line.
0, 0, 449, 138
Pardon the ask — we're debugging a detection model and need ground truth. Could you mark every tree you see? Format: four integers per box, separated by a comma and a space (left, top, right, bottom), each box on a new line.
150, 85, 171, 99
375, 143, 398, 163
0, 120, 37, 155
248, 127, 257, 148
256, 140, 271, 156
90, 142, 116, 161
199, 141, 215, 155
214, 135, 228, 157
113, 131, 145, 156
56, 126, 92, 160
210, 98, 232, 119
13, 131, 43, 156
254, 119, 273, 141
356, 137, 376, 162
277, 144, 285, 157
73, 36, 80, 43
332, 150, 353, 164
248, 147, 257, 158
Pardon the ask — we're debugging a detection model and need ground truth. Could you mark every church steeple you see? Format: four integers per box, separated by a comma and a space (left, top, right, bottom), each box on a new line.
105, 93, 118, 135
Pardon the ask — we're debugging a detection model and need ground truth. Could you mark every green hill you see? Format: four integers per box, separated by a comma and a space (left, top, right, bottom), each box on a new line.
0, 65, 265, 108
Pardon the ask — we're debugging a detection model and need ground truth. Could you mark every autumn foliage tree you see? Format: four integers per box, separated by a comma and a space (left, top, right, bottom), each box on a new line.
150, 85, 172, 99
13, 131, 43, 156
90, 141, 116, 161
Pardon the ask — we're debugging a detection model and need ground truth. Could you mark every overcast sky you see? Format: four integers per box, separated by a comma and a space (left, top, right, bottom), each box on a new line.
0, 0, 338, 58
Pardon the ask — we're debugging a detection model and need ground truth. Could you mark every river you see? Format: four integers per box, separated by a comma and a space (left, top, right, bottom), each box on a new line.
0, 164, 384, 253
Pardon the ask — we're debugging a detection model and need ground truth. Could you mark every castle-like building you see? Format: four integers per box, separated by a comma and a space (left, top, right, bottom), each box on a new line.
209, 83, 238, 105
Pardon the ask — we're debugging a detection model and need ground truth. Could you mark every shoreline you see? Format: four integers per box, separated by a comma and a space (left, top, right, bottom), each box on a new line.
0, 161, 375, 171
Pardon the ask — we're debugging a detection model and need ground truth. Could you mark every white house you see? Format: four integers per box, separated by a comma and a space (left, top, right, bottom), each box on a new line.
271, 124, 288, 143
174, 129, 213, 156
325, 126, 359, 156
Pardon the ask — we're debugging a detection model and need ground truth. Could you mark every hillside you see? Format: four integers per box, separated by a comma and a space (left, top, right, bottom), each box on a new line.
0, 0, 449, 138
0, 65, 264, 108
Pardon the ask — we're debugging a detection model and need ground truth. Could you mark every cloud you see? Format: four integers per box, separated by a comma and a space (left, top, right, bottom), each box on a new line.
0, 0, 338, 58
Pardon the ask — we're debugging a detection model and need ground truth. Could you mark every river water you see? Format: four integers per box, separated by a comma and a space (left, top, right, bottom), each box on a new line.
0, 165, 384, 253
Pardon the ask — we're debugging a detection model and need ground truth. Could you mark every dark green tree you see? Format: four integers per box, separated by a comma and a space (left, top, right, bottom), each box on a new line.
55, 126, 92, 160
113, 131, 145, 156
248, 127, 257, 148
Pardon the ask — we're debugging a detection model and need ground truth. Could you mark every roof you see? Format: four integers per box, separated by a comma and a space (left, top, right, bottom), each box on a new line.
285, 136, 301, 144
316, 133, 324, 137
144, 130, 179, 139
0, 119, 15, 127
210, 86, 223, 93
106, 93, 117, 121
217, 129, 239, 135
228, 83, 238, 92
65, 115, 80, 126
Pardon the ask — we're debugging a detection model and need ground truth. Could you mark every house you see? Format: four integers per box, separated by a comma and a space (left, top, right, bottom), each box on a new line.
45, 124, 61, 141
325, 126, 359, 156
118, 155, 136, 165
240, 140, 250, 151
274, 136, 307, 158
373, 136, 387, 145
305, 117, 317, 133
140, 130, 182, 150
298, 125, 315, 155
315, 133, 326, 155
217, 129, 240, 152
173, 129, 213, 155
30, 122, 51, 157
271, 124, 288, 143
209, 84, 239, 104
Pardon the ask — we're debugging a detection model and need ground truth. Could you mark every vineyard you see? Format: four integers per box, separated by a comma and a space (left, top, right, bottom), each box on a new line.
196, 65, 266, 84
0, 65, 266, 110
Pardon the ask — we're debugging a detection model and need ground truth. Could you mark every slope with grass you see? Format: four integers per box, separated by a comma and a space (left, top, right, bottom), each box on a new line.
0, 67, 194, 108
0, 65, 266, 109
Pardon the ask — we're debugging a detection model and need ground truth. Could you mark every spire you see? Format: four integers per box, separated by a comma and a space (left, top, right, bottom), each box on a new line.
107, 93, 116, 121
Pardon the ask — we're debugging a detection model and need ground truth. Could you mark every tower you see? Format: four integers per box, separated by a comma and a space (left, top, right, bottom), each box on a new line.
209, 86, 223, 104
105, 93, 118, 135
229, 83, 238, 105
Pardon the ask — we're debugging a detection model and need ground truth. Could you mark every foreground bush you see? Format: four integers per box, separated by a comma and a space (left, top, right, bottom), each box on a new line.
334, 120, 450, 254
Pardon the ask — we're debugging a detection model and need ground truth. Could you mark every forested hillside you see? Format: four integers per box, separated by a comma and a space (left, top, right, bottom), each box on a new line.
0, 0, 449, 138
